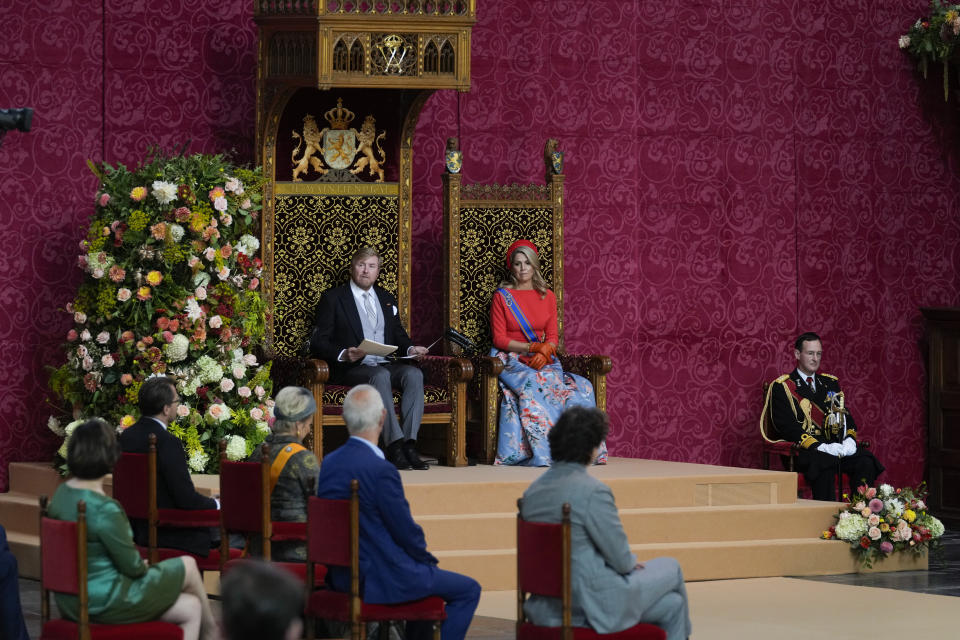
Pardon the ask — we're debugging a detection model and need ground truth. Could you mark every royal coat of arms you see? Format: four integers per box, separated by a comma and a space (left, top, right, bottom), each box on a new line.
291, 98, 387, 182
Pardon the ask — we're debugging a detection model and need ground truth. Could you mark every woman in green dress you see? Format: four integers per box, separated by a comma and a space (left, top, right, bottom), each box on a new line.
48, 419, 217, 640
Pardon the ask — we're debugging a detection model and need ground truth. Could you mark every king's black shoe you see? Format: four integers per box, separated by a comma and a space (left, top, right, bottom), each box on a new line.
386, 440, 412, 470
403, 440, 430, 470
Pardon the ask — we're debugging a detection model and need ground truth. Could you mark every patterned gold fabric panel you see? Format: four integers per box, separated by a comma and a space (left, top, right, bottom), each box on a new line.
456, 206, 555, 351
273, 193, 400, 356
322, 384, 449, 413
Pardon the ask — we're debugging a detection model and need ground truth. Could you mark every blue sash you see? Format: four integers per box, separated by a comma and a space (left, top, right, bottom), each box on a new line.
496, 288, 541, 344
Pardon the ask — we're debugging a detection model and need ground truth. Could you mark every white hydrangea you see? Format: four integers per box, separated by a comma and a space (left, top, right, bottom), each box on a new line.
170, 224, 185, 242
879, 484, 894, 498
193, 271, 211, 288
196, 356, 224, 385
255, 421, 270, 435
48, 416, 64, 436
187, 450, 209, 472
164, 333, 190, 362
926, 515, 945, 538
151, 180, 178, 205
834, 511, 868, 541
224, 435, 247, 461
884, 498, 904, 518
64, 419, 84, 437
236, 234, 260, 256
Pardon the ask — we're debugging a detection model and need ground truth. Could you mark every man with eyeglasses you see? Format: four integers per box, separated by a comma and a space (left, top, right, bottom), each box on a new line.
119, 375, 220, 555
765, 332, 884, 500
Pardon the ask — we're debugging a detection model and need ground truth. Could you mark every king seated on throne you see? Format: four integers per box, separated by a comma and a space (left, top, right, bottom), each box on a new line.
765, 331, 885, 501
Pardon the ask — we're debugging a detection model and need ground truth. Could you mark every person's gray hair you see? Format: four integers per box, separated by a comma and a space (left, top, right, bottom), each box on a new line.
272, 386, 316, 434
343, 384, 384, 435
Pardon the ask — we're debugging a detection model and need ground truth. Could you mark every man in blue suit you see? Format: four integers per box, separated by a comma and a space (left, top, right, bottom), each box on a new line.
315, 385, 481, 640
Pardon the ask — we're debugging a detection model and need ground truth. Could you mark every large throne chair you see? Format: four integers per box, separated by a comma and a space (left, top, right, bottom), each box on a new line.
441, 140, 613, 464
254, 2, 477, 466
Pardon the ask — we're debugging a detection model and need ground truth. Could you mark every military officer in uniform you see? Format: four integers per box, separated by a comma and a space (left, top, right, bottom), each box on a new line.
765, 332, 884, 501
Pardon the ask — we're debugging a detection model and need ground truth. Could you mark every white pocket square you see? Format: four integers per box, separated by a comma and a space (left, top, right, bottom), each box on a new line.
392, 305, 398, 316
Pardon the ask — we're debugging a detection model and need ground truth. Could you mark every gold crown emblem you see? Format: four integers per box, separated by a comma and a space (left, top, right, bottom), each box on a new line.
382, 34, 404, 50
324, 98, 355, 130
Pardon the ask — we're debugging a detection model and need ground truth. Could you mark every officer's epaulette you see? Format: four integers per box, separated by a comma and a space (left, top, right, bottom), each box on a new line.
774, 374, 789, 383
820, 373, 838, 380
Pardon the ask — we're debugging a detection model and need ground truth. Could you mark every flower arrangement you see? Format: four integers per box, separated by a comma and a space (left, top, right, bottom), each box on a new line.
48, 151, 274, 473
899, 1, 960, 99
821, 483, 945, 568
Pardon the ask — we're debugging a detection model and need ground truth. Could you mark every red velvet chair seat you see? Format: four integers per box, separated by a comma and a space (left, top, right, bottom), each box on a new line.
41, 619, 182, 640
307, 591, 446, 622
518, 622, 665, 640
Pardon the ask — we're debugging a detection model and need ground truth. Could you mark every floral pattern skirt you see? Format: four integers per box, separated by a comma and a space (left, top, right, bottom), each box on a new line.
492, 349, 608, 466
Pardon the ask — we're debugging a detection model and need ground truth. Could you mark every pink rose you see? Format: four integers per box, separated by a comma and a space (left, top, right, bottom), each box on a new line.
74, 311, 87, 324
244, 354, 258, 366
81, 355, 94, 371
217, 267, 230, 280
232, 365, 245, 379
865, 487, 877, 499
177, 404, 190, 417
188, 256, 200, 268
254, 385, 265, 399
204, 247, 217, 261
96, 331, 110, 344
98, 193, 111, 207
250, 407, 264, 420
220, 213, 232, 226
867, 526, 881, 541
92, 268, 105, 279
860, 508, 871, 518
76, 345, 88, 358
867, 514, 880, 527
120, 373, 133, 386
101, 354, 115, 367
220, 244, 232, 258
248, 277, 260, 290
80, 329, 91, 341
238, 386, 251, 398
66, 329, 78, 341
195, 286, 207, 300
213, 196, 228, 212
162, 330, 174, 343
241, 198, 251, 209
852, 502, 865, 512
209, 315, 223, 329
220, 378, 235, 392
117, 288, 132, 302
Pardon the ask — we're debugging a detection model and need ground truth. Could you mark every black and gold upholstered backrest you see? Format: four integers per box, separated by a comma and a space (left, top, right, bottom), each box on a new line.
442, 143, 566, 353
270, 183, 403, 356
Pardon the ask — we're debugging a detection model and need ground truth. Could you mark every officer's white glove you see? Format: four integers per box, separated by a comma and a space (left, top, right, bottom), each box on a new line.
817, 442, 843, 457
841, 437, 857, 456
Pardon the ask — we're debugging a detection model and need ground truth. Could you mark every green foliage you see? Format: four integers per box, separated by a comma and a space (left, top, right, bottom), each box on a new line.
900, 2, 960, 99
48, 151, 273, 473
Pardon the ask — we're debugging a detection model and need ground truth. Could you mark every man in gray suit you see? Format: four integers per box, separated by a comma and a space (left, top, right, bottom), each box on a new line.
520, 407, 691, 640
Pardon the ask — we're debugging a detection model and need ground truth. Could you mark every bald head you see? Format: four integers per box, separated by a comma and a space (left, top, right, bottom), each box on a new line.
343, 384, 386, 437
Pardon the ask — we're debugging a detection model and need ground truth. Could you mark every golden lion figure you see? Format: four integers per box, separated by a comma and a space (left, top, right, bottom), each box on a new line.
291, 115, 328, 182
350, 115, 387, 183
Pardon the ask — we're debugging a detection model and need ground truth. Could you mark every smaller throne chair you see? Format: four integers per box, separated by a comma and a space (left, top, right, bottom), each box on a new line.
441, 139, 613, 463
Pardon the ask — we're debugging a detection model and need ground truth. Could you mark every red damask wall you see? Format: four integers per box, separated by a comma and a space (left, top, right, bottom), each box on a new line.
1, 1, 957, 490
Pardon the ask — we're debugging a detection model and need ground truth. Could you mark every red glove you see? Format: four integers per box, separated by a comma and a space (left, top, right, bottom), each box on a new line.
530, 342, 556, 360
526, 353, 548, 370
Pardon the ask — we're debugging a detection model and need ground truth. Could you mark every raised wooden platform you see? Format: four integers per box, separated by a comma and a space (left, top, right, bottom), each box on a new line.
1, 458, 927, 587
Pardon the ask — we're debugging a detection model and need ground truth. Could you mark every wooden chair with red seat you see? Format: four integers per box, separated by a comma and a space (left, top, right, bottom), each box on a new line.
304, 480, 446, 640
38, 496, 183, 640
217, 441, 325, 585
516, 501, 666, 640
112, 432, 240, 569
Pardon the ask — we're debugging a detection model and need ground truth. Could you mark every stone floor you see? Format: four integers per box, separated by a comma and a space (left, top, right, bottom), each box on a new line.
15, 531, 959, 638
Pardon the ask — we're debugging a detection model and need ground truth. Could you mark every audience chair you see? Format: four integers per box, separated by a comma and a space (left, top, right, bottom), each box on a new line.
218, 441, 325, 585
112, 433, 239, 570
38, 495, 184, 640
304, 480, 446, 640
516, 500, 666, 640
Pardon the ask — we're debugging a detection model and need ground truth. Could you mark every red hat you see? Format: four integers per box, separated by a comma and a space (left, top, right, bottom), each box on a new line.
506, 239, 538, 268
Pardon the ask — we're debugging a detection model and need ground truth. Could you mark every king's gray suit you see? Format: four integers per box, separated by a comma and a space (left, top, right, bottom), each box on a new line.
520, 462, 691, 639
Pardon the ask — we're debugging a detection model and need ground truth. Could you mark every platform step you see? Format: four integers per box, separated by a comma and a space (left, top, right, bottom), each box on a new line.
7, 531, 40, 580
418, 500, 842, 551
0, 492, 42, 537
434, 537, 929, 591
7, 462, 62, 497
